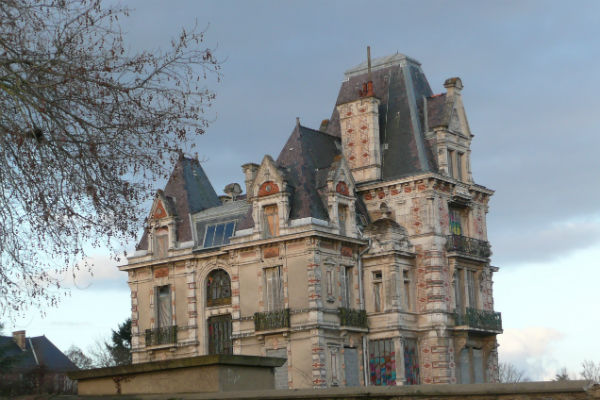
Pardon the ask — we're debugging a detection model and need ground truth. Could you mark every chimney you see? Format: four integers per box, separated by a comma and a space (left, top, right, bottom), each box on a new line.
241, 163, 259, 199
12, 330, 26, 350
444, 77, 463, 97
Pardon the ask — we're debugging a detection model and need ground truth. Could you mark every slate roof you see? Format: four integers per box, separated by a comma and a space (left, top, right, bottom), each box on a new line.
137, 155, 220, 249
237, 123, 370, 230
325, 53, 439, 180
0, 335, 77, 373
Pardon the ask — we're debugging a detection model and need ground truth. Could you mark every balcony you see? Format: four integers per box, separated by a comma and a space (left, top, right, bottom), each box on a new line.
446, 234, 491, 259
254, 308, 290, 331
338, 308, 368, 329
145, 326, 177, 346
454, 308, 502, 332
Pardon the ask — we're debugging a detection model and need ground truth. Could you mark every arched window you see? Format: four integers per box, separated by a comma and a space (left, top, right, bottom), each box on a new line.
206, 269, 231, 307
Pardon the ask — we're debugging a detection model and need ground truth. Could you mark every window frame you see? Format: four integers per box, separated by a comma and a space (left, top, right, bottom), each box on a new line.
264, 265, 284, 312
202, 220, 236, 248
206, 269, 232, 307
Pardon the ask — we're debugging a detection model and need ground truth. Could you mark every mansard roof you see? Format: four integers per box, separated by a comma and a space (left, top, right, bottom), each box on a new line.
137, 155, 220, 249
326, 53, 438, 180
276, 123, 341, 221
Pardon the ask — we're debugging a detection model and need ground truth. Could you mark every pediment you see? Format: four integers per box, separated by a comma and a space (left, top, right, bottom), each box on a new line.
448, 97, 472, 137
149, 190, 175, 221
327, 155, 356, 196
254, 155, 286, 197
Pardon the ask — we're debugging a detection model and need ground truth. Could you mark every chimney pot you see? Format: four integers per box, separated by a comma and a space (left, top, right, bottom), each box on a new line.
12, 330, 26, 350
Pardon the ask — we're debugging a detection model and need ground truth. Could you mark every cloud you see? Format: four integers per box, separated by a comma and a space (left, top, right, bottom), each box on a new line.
498, 327, 565, 381
60, 254, 128, 291
491, 217, 600, 265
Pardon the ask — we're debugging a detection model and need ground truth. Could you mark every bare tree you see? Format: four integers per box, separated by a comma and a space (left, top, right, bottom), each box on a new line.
87, 338, 114, 368
554, 367, 571, 381
498, 362, 529, 383
0, 0, 220, 317
581, 360, 600, 383
65, 345, 93, 370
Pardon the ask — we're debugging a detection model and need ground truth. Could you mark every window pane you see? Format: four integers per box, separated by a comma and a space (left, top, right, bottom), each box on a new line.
213, 223, 226, 246
204, 225, 216, 247
223, 222, 235, 244
157, 285, 171, 328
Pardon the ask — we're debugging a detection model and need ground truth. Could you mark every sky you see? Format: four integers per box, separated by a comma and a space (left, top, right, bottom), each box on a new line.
7, 0, 600, 381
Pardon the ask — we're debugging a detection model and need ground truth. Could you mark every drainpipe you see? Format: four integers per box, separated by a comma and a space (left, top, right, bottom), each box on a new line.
357, 232, 371, 386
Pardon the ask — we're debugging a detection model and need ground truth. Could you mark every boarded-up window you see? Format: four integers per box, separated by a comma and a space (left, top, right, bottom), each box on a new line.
338, 205, 348, 236
454, 268, 464, 311
458, 347, 484, 383
326, 270, 334, 297
155, 233, 168, 258
208, 314, 232, 355
267, 348, 288, 389
457, 152, 464, 181
402, 270, 411, 311
329, 347, 339, 385
369, 339, 396, 386
373, 271, 383, 312
344, 347, 360, 387
156, 285, 172, 328
403, 338, 420, 385
264, 266, 283, 311
206, 269, 231, 307
263, 205, 279, 238
466, 270, 477, 308
447, 150, 455, 178
341, 266, 353, 308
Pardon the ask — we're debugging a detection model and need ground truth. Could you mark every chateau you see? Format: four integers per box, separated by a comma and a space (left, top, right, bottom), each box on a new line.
120, 53, 502, 388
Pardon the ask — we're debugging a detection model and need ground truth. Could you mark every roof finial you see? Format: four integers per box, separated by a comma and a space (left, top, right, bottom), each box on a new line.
367, 46, 372, 82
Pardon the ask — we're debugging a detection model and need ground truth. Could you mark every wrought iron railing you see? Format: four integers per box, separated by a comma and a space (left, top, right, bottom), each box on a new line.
446, 234, 491, 258
338, 308, 368, 328
454, 307, 502, 331
254, 308, 290, 331
145, 326, 177, 346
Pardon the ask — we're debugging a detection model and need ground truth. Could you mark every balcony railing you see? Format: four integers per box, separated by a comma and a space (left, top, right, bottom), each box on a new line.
454, 308, 502, 332
145, 325, 177, 346
338, 308, 368, 329
254, 308, 290, 331
446, 234, 491, 258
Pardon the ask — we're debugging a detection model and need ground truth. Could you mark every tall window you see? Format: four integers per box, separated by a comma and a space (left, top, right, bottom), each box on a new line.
402, 270, 412, 311
458, 347, 484, 383
206, 269, 231, 307
369, 339, 396, 386
329, 347, 340, 385
326, 269, 334, 300
466, 269, 477, 308
264, 266, 283, 311
263, 205, 279, 238
449, 207, 463, 235
341, 266, 353, 308
203, 221, 235, 248
338, 204, 348, 236
207, 314, 232, 355
454, 268, 464, 312
403, 338, 420, 385
156, 285, 172, 329
373, 271, 383, 312
457, 152, 464, 181
447, 149, 454, 178
154, 232, 168, 258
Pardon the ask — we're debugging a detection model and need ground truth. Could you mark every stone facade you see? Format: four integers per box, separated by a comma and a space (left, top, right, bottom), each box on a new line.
121, 53, 501, 389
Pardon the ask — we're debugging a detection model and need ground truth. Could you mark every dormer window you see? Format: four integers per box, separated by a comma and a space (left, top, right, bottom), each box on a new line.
154, 227, 169, 258
447, 149, 465, 181
263, 205, 279, 238
338, 204, 348, 236
203, 221, 235, 248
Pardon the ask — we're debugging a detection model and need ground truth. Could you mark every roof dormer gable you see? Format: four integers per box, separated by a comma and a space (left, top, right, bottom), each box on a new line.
149, 190, 176, 221
253, 155, 288, 199
326, 155, 356, 198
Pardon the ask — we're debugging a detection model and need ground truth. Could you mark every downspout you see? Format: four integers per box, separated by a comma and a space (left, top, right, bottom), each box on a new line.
358, 231, 371, 386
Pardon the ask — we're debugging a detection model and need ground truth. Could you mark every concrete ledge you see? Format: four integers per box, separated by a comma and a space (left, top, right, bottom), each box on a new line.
67, 355, 286, 396
69, 354, 285, 380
